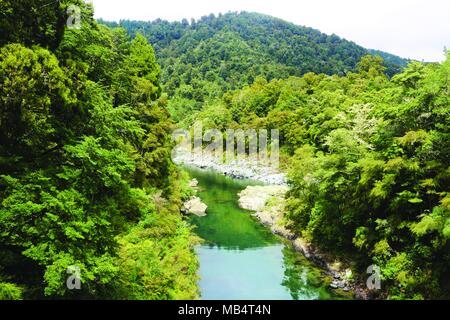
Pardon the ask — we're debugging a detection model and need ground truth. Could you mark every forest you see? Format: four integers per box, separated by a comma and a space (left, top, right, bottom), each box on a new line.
101, 12, 409, 124
107, 12, 450, 300
1, 0, 449, 300
206, 56, 450, 299
0, 0, 198, 299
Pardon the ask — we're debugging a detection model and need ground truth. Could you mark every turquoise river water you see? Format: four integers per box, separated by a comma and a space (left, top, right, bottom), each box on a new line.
186, 167, 346, 300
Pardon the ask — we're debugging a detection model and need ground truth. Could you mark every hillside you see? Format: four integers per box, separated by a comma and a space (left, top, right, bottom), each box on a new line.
100, 12, 408, 94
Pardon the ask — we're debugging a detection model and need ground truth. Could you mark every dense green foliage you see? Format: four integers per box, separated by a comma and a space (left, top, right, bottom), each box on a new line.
284, 57, 450, 299
100, 12, 408, 123
0, 0, 76, 50
1, 1, 447, 301
190, 53, 450, 299
0, 0, 198, 299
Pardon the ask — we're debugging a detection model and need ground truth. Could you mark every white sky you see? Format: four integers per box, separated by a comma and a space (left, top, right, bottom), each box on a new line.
90, 0, 450, 62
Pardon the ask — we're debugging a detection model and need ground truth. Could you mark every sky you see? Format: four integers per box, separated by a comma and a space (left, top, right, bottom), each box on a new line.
89, 0, 450, 62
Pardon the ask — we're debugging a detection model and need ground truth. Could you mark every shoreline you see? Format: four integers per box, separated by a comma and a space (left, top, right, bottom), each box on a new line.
179, 157, 372, 300
173, 150, 287, 186
237, 185, 370, 299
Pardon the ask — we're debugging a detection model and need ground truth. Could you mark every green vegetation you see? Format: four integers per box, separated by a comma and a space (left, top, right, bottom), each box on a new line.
101, 12, 408, 124
0, 0, 198, 299
178, 53, 450, 299
283, 56, 450, 299
1, 1, 448, 301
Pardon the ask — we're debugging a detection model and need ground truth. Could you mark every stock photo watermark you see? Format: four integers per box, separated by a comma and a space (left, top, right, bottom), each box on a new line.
67, 5, 81, 29
66, 265, 82, 290
66, 0, 94, 29
366, 265, 381, 290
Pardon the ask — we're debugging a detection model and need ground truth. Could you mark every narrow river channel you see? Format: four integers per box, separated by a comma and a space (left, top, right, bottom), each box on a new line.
185, 166, 345, 300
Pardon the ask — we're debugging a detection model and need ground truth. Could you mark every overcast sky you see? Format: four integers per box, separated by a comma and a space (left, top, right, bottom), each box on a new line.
90, 0, 449, 62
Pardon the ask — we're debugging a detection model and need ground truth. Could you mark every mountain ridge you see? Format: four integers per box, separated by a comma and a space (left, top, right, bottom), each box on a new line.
99, 11, 410, 119
99, 11, 409, 77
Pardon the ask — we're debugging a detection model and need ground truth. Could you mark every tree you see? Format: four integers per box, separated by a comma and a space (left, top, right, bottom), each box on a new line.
0, 2, 198, 299
0, 0, 85, 50
0, 44, 76, 172
357, 55, 387, 77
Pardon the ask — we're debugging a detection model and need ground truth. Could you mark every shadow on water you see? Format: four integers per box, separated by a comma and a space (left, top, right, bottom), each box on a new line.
184, 166, 347, 300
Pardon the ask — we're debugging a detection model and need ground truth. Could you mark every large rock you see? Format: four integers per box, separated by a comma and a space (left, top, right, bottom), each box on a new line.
293, 238, 313, 259
188, 179, 199, 188
238, 185, 295, 239
238, 185, 288, 211
183, 197, 207, 216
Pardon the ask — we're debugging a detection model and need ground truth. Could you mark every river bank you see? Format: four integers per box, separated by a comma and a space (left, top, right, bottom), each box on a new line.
237, 185, 372, 300
184, 166, 345, 300
178, 155, 372, 299
173, 149, 287, 186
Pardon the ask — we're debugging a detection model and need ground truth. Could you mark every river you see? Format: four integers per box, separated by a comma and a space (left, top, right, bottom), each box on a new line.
185, 166, 346, 300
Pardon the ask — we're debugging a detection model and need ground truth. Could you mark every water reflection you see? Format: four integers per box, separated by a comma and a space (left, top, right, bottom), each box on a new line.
186, 166, 342, 300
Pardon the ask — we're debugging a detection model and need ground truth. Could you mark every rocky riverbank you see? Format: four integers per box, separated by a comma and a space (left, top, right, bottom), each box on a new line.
177, 153, 372, 299
237, 185, 371, 300
238, 185, 294, 239
173, 150, 287, 186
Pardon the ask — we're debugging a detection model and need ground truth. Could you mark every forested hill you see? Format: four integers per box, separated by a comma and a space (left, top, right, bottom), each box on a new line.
100, 12, 409, 93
